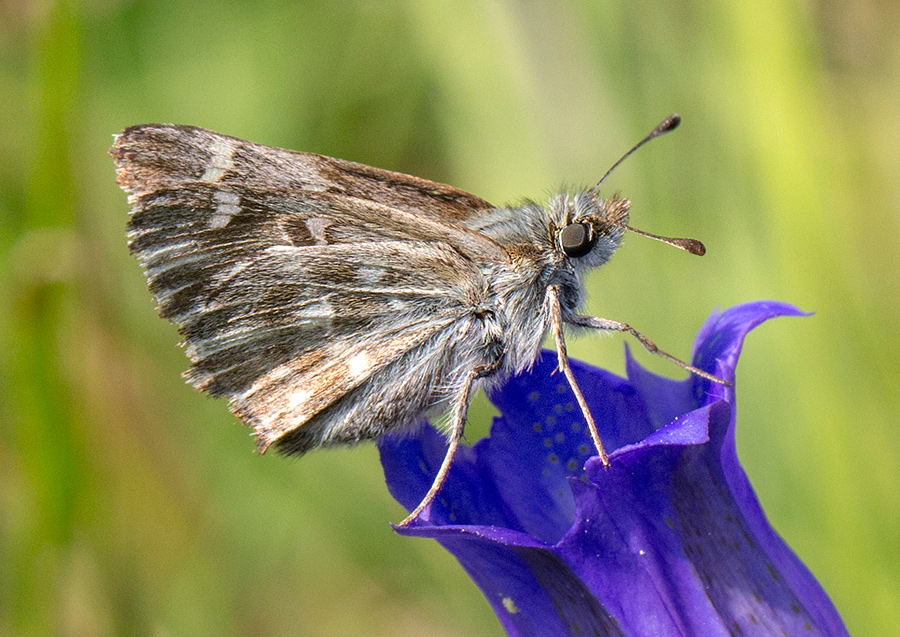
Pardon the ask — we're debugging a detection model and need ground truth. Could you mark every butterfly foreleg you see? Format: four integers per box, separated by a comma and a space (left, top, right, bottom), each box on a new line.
565, 313, 730, 386
545, 285, 611, 467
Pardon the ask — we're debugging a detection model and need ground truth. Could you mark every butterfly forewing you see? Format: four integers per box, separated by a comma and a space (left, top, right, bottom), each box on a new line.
114, 125, 505, 452
114, 124, 497, 221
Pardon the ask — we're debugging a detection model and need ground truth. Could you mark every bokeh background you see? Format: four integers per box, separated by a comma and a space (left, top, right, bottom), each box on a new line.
2, 1, 898, 635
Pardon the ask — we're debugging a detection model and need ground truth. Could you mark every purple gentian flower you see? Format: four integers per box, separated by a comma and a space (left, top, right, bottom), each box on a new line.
378, 301, 847, 636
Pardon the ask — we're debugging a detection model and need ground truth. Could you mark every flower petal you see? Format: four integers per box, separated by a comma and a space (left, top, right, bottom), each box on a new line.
378, 302, 847, 636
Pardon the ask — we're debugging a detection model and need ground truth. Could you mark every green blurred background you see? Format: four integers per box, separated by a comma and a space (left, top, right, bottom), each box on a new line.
2, 0, 898, 634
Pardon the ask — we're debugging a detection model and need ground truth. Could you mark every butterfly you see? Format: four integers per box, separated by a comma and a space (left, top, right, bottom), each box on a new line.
111, 114, 727, 526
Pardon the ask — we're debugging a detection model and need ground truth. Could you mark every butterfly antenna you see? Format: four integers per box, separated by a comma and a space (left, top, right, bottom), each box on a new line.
590, 113, 681, 196
621, 222, 706, 256
591, 114, 705, 257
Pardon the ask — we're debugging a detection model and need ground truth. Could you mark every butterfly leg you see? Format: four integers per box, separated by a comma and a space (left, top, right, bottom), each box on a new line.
396, 361, 499, 527
545, 286, 610, 467
566, 314, 731, 387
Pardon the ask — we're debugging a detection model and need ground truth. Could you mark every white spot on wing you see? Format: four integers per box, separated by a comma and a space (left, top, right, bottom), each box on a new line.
357, 267, 384, 284
210, 189, 241, 228
305, 217, 332, 245
347, 352, 370, 378
201, 138, 237, 182
214, 190, 240, 205
288, 388, 311, 411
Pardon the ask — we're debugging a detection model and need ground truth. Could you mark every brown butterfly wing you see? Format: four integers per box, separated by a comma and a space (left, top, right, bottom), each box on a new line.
113, 125, 505, 452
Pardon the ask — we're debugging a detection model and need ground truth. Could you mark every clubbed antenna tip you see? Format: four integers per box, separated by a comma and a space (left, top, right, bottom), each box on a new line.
623, 225, 706, 256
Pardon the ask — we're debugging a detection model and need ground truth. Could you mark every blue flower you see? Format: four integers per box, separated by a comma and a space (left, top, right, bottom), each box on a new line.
378, 302, 848, 636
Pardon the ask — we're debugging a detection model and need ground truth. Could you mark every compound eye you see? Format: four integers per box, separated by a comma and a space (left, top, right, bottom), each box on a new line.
560, 222, 595, 258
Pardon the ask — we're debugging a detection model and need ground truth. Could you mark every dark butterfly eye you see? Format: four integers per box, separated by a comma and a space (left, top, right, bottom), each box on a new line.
559, 222, 595, 258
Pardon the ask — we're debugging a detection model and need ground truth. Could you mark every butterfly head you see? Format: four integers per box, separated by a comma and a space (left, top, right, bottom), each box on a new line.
553, 193, 630, 270
552, 187, 705, 274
